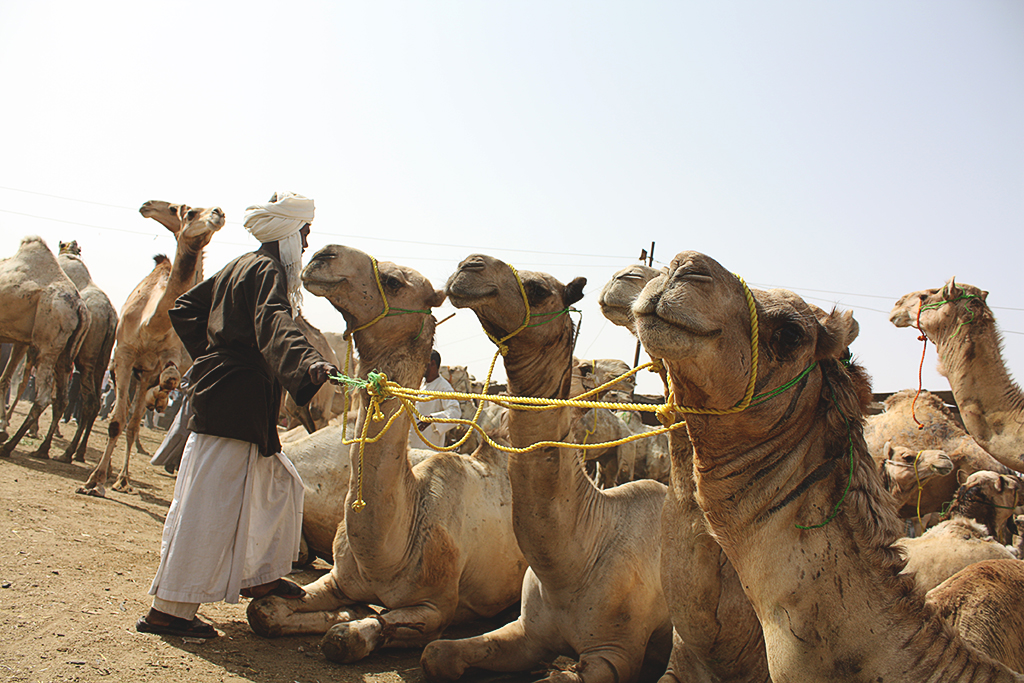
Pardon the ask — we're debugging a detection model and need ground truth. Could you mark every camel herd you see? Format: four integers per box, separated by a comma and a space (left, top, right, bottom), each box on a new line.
2, 203, 1024, 682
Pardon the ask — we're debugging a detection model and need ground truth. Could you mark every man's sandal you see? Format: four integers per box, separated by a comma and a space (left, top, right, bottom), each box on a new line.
136, 614, 219, 638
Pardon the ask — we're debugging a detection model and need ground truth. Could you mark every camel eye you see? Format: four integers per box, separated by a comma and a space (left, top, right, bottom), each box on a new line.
381, 274, 402, 292
772, 324, 803, 354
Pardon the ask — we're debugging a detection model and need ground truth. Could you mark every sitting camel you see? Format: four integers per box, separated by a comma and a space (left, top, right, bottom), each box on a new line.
78, 201, 223, 497
890, 280, 1024, 472
865, 389, 1011, 521
898, 517, 1016, 593
634, 249, 1024, 680
422, 254, 671, 683
0, 236, 90, 459
246, 245, 527, 666
598, 262, 769, 683
54, 240, 119, 463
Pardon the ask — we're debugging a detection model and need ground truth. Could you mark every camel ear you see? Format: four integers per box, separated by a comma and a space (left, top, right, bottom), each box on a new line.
815, 309, 859, 361
428, 288, 446, 309
882, 441, 893, 460
565, 277, 587, 307
942, 277, 957, 300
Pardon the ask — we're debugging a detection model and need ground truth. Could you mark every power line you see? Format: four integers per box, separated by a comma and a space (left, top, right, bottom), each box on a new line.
3, 186, 1023, 314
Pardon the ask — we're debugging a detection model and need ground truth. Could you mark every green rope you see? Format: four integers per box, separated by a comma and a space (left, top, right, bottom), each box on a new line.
748, 362, 817, 407
795, 381, 855, 530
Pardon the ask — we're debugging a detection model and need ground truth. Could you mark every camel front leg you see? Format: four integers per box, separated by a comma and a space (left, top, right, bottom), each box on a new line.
0, 402, 44, 458
112, 382, 151, 493
78, 375, 134, 496
246, 570, 377, 638
421, 618, 551, 682
320, 599, 456, 665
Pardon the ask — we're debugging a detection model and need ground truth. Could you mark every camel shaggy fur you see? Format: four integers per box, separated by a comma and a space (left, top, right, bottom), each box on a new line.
246, 245, 527, 666
77, 201, 223, 497
0, 236, 90, 459
634, 249, 1024, 681
891, 280, 1024, 471
422, 254, 671, 683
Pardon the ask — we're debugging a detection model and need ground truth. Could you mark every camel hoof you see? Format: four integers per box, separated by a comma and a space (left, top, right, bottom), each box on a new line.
54, 453, 73, 464
76, 485, 106, 498
74, 454, 85, 463
29, 450, 50, 460
321, 621, 376, 664
112, 481, 134, 494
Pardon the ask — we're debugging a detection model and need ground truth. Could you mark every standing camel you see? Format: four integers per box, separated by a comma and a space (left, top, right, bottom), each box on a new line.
246, 245, 527, 666
422, 254, 671, 683
634, 249, 1024, 681
0, 236, 90, 459
597, 262, 770, 683
890, 280, 1024, 471
53, 240, 119, 462
77, 201, 223, 497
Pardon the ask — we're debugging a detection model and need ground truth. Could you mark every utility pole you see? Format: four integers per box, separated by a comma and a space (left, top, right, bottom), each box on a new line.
633, 241, 654, 368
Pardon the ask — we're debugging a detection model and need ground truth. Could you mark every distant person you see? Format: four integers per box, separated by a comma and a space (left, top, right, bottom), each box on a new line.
136, 191, 340, 639
97, 367, 115, 420
409, 350, 462, 449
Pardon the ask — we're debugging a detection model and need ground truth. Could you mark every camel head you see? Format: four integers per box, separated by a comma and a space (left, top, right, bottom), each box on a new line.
945, 469, 1023, 544
598, 263, 664, 332
301, 244, 444, 342
633, 250, 861, 413
889, 279, 990, 337
58, 240, 81, 256
139, 200, 225, 249
446, 253, 586, 355
879, 442, 954, 503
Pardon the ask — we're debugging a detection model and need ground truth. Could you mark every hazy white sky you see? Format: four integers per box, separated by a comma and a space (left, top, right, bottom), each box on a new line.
1, 1, 1021, 396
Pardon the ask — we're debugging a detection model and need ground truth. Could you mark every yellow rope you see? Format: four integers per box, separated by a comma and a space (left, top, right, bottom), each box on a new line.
346, 256, 390, 338
339, 270, 762, 510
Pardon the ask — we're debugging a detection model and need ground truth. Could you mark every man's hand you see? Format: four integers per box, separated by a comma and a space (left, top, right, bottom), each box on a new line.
309, 361, 340, 385
417, 420, 429, 432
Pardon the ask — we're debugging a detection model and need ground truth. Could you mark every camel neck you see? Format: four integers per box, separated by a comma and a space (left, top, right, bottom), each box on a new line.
502, 327, 606, 580
341, 323, 433, 563
152, 240, 204, 333
930, 318, 1024, 470
687, 377, 1018, 682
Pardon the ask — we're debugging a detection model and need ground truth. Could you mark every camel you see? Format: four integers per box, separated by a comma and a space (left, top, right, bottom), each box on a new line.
246, 245, 527, 666
877, 443, 954, 510
634, 249, 1024, 681
0, 236, 90, 459
865, 389, 1011, 521
890, 280, 1024, 472
940, 469, 1024, 546
898, 517, 1016, 593
280, 313, 340, 433
598, 263, 769, 683
421, 254, 672, 683
51, 241, 119, 463
77, 201, 223, 497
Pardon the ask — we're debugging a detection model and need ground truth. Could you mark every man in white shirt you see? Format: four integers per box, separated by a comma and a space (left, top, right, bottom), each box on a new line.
409, 350, 462, 449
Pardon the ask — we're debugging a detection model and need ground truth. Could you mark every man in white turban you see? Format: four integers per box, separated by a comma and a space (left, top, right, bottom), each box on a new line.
138, 192, 338, 639
242, 191, 316, 314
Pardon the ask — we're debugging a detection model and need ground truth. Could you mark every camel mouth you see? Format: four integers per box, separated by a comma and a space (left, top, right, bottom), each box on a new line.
889, 309, 915, 328
445, 279, 499, 309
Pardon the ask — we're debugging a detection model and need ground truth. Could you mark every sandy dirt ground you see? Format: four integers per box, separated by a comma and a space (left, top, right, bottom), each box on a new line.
0, 401, 532, 683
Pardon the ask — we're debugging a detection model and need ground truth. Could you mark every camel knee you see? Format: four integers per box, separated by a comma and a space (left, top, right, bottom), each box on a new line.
107, 421, 120, 438
246, 597, 290, 638
421, 640, 468, 682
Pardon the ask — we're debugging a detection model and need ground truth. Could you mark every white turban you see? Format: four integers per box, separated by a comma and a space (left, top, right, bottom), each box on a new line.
243, 192, 315, 316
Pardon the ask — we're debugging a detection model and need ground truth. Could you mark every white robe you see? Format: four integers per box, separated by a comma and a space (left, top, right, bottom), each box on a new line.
149, 432, 304, 605
408, 375, 462, 449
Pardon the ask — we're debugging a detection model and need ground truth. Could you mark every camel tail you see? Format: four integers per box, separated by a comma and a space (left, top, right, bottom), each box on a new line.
65, 301, 91, 371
